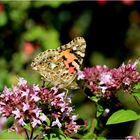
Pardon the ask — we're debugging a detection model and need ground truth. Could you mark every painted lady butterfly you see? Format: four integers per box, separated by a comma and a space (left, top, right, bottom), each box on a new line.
31, 37, 86, 89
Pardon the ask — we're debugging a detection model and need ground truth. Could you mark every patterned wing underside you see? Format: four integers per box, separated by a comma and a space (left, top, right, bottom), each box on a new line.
31, 37, 86, 88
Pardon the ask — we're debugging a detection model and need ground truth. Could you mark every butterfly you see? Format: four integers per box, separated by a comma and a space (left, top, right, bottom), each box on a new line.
31, 37, 86, 89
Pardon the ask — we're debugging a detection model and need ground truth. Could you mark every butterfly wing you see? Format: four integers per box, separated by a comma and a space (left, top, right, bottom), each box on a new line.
59, 37, 86, 69
31, 37, 86, 89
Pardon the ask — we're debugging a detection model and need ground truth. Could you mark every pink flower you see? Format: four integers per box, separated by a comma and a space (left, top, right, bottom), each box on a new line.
33, 85, 40, 92
126, 136, 138, 140
71, 115, 77, 121
18, 118, 26, 126
52, 118, 62, 128
23, 103, 30, 112
77, 70, 85, 80
31, 94, 40, 102
31, 118, 41, 128
21, 89, 29, 97
39, 113, 47, 122
0, 78, 44, 129
99, 72, 113, 85
64, 118, 80, 134
18, 77, 27, 86
32, 108, 41, 118
12, 108, 21, 119
0, 77, 80, 135
83, 61, 140, 98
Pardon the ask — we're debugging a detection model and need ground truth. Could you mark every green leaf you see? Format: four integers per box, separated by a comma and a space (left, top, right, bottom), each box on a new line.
45, 131, 69, 140
132, 92, 140, 100
107, 109, 140, 125
24, 26, 47, 41
5, 117, 14, 128
96, 104, 104, 117
23, 27, 60, 50
23, 123, 31, 131
89, 96, 100, 103
42, 29, 60, 50
33, 1, 73, 8
134, 83, 140, 90
0, 12, 7, 26
0, 131, 25, 139
46, 116, 51, 126
97, 137, 107, 140
82, 132, 96, 139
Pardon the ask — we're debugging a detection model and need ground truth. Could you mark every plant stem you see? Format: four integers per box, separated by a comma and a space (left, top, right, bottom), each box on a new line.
24, 129, 29, 140
134, 96, 140, 109
30, 127, 34, 140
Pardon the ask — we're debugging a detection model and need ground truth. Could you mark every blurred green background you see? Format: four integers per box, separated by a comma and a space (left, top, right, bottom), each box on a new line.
0, 0, 140, 139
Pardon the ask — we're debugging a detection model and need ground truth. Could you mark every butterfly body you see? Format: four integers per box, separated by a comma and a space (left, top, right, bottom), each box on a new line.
31, 37, 86, 89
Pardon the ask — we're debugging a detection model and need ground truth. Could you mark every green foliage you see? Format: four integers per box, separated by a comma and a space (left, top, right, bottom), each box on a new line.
43, 128, 71, 140
45, 116, 51, 127
0, 131, 25, 139
33, 1, 73, 8
106, 109, 140, 125
0, 12, 7, 26
23, 123, 32, 131
82, 132, 96, 139
89, 96, 100, 103
132, 82, 140, 99
96, 104, 104, 117
134, 82, 140, 90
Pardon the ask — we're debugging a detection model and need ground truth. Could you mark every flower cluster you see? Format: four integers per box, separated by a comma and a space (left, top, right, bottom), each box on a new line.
79, 61, 140, 98
0, 78, 80, 135
126, 135, 138, 140
39, 87, 80, 134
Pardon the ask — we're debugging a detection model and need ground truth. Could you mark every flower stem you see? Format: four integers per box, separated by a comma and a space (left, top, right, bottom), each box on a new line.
24, 129, 29, 140
30, 127, 34, 140
133, 96, 140, 109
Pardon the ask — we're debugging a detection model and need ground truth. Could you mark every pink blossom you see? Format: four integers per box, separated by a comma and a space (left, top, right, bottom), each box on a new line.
18, 118, 26, 126
83, 61, 140, 98
99, 72, 113, 85
71, 115, 77, 121
0, 77, 80, 135
64, 119, 80, 134
23, 103, 30, 112
31, 118, 41, 128
126, 136, 138, 140
52, 118, 62, 128
31, 94, 40, 102
12, 108, 21, 119
39, 113, 47, 122
18, 77, 27, 86
32, 108, 41, 118
77, 70, 85, 80
21, 89, 29, 97
33, 85, 40, 92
